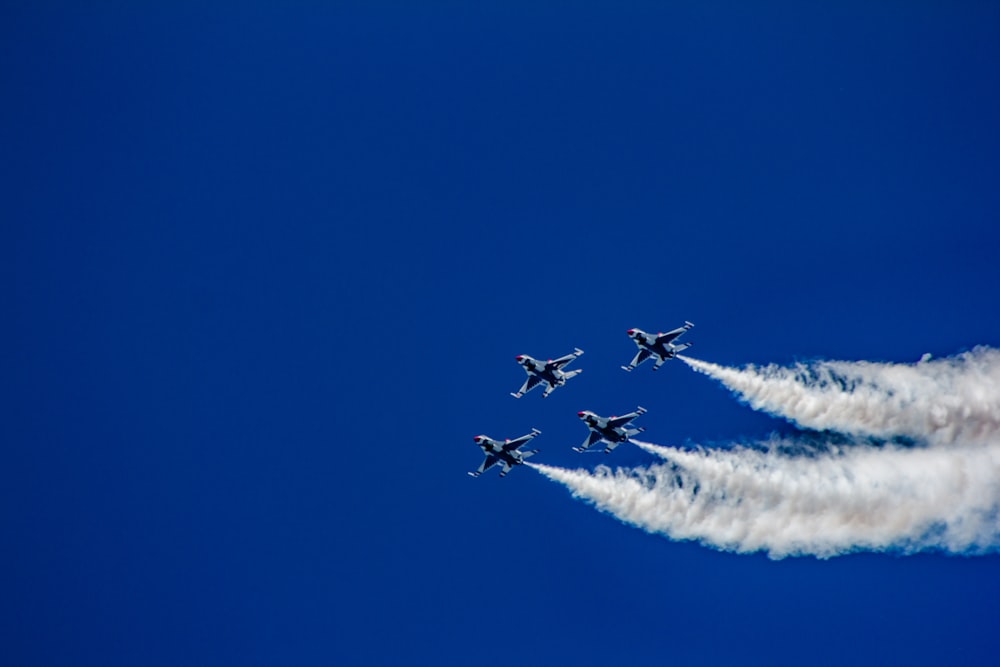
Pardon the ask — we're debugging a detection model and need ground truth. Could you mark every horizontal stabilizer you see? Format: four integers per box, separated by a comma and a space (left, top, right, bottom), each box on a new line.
467, 471, 480, 478
636, 406, 647, 414
511, 392, 523, 399
621, 365, 633, 372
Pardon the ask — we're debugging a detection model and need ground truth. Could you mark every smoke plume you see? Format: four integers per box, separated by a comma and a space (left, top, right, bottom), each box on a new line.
531, 348, 1000, 558
679, 347, 1000, 446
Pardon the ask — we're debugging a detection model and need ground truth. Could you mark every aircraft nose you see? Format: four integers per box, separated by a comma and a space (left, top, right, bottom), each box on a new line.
577, 411, 585, 418
515, 355, 524, 361
627, 329, 635, 335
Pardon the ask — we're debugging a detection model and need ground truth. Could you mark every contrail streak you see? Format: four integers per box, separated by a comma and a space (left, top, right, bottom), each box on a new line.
528, 348, 1000, 558
679, 347, 1000, 445
529, 438, 1000, 558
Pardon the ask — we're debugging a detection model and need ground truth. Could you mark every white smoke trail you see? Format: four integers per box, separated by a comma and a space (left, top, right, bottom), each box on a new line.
528, 348, 1000, 558
529, 437, 1000, 558
679, 347, 1000, 445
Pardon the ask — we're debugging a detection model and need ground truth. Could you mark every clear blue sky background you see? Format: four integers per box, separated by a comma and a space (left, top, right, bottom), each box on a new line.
3, 2, 999, 665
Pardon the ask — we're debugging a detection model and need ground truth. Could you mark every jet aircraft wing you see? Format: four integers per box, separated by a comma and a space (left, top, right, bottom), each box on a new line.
546, 348, 584, 370
656, 322, 694, 345
656, 328, 687, 345
607, 415, 637, 429
502, 429, 541, 451
574, 430, 603, 453
608, 406, 647, 429
513, 375, 544, 398
469, 454, 499, 477
622, 348, 651, 371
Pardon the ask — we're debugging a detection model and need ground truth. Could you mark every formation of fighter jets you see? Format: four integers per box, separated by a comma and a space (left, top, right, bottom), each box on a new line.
470, 321, 694, 478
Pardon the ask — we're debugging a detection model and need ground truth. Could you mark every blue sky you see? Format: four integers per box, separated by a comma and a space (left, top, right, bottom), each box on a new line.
3, 2, 1000, 665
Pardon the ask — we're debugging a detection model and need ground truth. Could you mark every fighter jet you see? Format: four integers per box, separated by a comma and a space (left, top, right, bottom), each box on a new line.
511, 348, 584, 398
622, 321, 694, 371
468, 429, 542, 478
574, 407, 647, 454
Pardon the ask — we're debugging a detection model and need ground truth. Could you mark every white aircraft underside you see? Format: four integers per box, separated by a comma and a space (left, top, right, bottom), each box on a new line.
511, 348, 584, 398
469, 429, 541, 478
574, 407, 647, 454
622, 321, 694, 371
